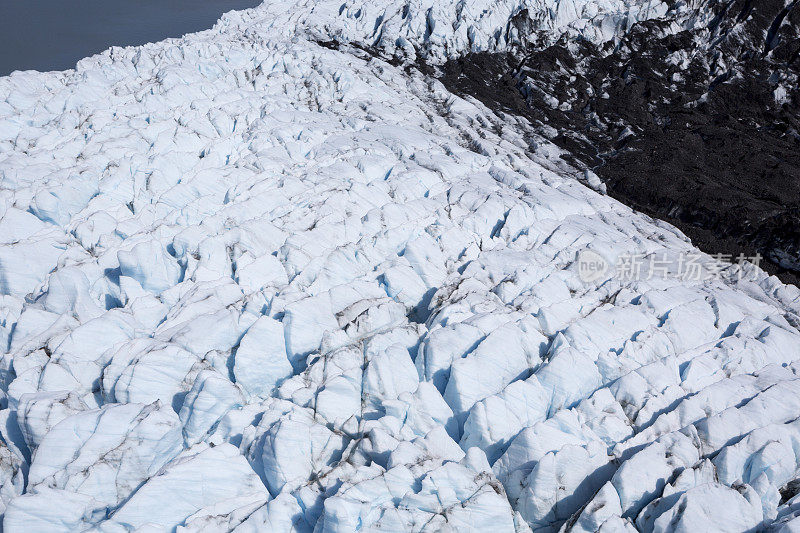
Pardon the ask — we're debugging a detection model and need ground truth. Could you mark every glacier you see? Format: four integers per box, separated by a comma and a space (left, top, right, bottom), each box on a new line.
1, 0, 800, 531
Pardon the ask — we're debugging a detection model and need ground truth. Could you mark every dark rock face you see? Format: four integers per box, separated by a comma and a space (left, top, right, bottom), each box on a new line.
435, 0, 800, 283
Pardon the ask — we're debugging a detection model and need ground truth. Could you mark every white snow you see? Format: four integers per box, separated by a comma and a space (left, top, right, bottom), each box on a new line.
0, 0, 799, 531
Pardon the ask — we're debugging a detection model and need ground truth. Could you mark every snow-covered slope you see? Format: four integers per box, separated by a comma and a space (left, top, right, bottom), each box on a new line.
1, 1, 800, 532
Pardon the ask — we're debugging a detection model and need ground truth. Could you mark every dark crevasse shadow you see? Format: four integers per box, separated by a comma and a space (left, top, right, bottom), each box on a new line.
430, 0, 800, 285
0, 0, 263, 76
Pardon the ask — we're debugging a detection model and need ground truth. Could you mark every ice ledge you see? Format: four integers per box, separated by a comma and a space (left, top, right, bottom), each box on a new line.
218, 0, 674, 63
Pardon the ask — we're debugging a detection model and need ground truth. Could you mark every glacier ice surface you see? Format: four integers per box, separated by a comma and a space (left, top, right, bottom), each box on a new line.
1, 0, 800, 531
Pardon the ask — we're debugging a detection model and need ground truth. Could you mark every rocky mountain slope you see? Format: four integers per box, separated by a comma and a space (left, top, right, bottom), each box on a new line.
0, 0, 799, 531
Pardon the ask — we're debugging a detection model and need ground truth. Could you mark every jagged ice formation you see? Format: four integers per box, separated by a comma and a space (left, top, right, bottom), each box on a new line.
1, 0, 800, 531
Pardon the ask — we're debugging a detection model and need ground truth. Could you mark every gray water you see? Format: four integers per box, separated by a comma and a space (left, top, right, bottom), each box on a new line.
0, 0, 263, 76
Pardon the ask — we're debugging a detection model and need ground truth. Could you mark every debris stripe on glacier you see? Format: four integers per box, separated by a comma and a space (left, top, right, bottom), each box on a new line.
1, 1, 800, 532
